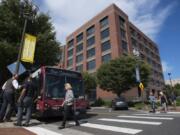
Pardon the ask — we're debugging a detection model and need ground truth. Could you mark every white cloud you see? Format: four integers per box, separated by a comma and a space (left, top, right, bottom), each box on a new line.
40, 0, 175, 43
162, 61, 173, 73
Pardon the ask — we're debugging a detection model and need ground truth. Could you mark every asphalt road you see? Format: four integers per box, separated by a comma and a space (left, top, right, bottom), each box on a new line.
32, 108, 180, 135
1, 108, 180, 135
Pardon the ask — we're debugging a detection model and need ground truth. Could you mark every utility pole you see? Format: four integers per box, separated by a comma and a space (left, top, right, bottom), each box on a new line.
15, 0, 38, 74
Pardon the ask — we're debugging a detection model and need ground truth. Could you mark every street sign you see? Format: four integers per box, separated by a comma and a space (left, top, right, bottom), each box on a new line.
7, 62, 26, 75
139, 82, 144, 91
21, 34, 37, 63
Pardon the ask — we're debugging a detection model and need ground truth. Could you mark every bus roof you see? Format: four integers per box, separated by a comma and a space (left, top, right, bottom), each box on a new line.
32, 66, 82, 78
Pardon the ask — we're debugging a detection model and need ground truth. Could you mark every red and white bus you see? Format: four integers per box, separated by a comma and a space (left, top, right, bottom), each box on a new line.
31, 66, 88, 117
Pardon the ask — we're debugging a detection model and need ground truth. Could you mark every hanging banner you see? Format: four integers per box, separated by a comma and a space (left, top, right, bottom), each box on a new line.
21, 34, 36, 63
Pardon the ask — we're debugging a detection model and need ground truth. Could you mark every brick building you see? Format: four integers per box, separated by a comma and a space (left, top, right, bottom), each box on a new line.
64, 4, 164, 100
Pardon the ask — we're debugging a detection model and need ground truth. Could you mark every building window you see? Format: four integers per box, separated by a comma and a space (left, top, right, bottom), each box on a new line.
87, 36, 95, 47
102, 40, 111, 52
87, 48, 95, 58
87, 60, 96, 70
87, 25, 95, 37
76, 54, 83, 63
119, 16, 125, 28
101, 28, 109, 40
100, 16, 109, 28
67, 58, 73, 67
67, 39, 74, 48
68, 49, 73, 57
120, 29, 126, 40
122, 40, 128, 53
76, 64, 83, 72
102, 53, 111, 63
76, 43, 83, 53
76, 33, 83, 43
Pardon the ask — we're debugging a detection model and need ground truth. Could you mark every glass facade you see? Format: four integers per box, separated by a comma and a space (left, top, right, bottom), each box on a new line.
68, 49, 73, 57
121, 40, 128, 53
76, 54, 83, 63
87, 48, 95, 58
119, 16, 125, 28
87, 60, 96, 70
76, 33, 83, 43
76, 64, 83, 72
87, 36, 95, 47
101, 28, 109, 39
120, 29, 126, 40
102, 53, 111, 63
100, 16, 109, 28
76, 43, 83, 53
68, 39, 74, 48
102, 40, 111, 52
87, 25, 95, 37
67, 58, 73, 67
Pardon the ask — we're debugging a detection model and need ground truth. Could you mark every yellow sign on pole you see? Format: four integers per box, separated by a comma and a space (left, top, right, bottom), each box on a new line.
139, 82, 144, 91
21, 34, 36, 63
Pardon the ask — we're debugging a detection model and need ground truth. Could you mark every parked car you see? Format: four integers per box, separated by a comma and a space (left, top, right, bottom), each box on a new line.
111, 97, 128, 110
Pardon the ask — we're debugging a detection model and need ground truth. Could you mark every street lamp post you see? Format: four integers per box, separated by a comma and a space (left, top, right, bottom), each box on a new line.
15, 0, 38, 74
133, 48, 146, 107
168, 73, 173, 90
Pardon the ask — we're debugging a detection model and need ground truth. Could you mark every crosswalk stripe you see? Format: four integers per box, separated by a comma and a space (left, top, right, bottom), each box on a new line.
25, 127, 62, 135
134, 113, 176, 117
80, 123, 142, 134
167, 112, 180, 114
99, 118, 162, 125
118, 115, 173, 120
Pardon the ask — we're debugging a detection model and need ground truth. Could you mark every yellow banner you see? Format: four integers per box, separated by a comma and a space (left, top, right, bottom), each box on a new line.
21, 34, 36, 63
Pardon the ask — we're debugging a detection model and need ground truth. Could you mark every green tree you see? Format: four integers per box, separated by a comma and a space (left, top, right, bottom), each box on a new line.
82, 72, 97, 98
164, 84, 171, 96
97, 55, 151, 97
174, 83, 180, 96
0, 0, 60, 83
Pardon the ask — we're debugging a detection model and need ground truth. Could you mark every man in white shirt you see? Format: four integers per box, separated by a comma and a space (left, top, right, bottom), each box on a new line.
0, 74, 20, 122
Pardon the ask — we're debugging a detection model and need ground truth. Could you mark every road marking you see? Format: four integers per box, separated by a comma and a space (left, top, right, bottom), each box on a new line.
167, 112, 180, 114
25, 127, 62, 135
99, 118, 162, 125
79, 123, 142, 134
118, 115, 173, 120
134, 113, 176, 117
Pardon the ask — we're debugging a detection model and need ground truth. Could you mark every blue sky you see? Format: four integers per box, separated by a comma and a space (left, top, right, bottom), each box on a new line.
36, 0, 180, 81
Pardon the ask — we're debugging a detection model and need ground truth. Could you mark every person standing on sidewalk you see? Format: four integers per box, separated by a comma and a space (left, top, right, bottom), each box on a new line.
59, 83, 80, 129
160, 91, 168, 113
0, 74, 21, 122
149, 91, 156, 113
14, 74, 35, 126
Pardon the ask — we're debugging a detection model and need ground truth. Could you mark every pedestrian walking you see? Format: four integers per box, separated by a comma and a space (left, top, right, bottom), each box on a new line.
160, 91, 168, 113
14, 74, 35, 126
0, 74, 21, 122
59, 83, 80, 129
149, 91, 156, 113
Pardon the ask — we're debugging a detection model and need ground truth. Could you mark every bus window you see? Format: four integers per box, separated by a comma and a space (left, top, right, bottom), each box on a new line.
45, 74, 65, 99
32, 72, 43, 100
66, 76, 83, 98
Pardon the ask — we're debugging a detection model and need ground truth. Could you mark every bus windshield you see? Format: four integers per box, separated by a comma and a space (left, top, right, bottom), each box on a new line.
45, 68, 83, 99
